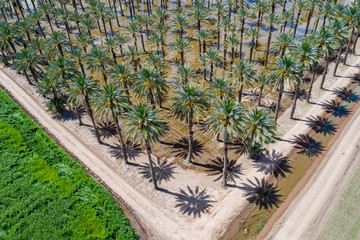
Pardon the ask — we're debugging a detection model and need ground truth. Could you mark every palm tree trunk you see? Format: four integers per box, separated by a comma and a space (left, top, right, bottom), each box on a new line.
264, 24, 273, 68
113, 111, 129, 164
141, 34, 147, 53
113, 0, 121, 27
101, 17, 108, 38
101, 64, 108, 84
249, 39, 254, 62
187, 109, 194, 164
180, 50, 184, 65
304, 9, 313, 36
293, 11, 301, 36
210, 63, 214, 81
58, 44, 64, 56
344, 26, 355, 65
23, 71, 33, 85
290, 83, 299, 118
320, 59, 329, 89
85, 96, 102, 143
108, 19, 115, 37
352, 29, 359, 53
145, 141, 158, 190
231, 47, 234, 65
238, 76, 244, 102
239, 18, 245, 59
258, 84, 264, 106
29, 67, 39, 82
307, 70, 316, 102
222, 131, 229, 186
217, 12, 220, 50
274, 81, 284, 122
333, 45, 343, 76
111, 48, 117, 64
75, 105, 83, 125
79, 60, 85, 74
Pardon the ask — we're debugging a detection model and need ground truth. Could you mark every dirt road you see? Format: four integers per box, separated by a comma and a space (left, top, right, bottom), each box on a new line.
265, 108, 360, 240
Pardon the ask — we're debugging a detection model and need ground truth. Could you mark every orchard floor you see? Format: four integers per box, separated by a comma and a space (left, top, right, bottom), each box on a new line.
0, 49, 360, 239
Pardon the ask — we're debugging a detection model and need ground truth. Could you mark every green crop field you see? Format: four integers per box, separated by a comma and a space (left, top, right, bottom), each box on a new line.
0, 88, 137, 240
318, 152, 360, 240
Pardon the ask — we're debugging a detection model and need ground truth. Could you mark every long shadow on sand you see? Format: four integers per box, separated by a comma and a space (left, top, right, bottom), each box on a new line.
137, 158, 177, 184
253, 150, 292, 179
306, 115, 337, 136
292, 134, 325, 157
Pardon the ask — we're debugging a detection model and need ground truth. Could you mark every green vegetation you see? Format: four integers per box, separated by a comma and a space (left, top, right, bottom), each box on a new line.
0, 88, 137, 240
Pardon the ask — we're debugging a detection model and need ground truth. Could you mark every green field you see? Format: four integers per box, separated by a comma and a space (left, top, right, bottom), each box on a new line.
318, 151, 360, 240
0, 88, 137, 240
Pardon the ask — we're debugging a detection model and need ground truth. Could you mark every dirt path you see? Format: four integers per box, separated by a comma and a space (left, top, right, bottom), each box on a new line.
0, 51, 359, 239
265, 109, 360, 240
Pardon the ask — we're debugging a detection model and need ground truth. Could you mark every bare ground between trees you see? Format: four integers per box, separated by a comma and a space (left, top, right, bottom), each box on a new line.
0, 50, 360, 239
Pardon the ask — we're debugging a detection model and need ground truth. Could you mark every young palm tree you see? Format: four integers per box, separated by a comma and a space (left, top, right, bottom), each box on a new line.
171, 37, 189, 66
67, 74, 102, 143
244, 108, 277, 158
109, 63, 135, 96
13, 48, 42, 84
255, 71, 271, 106
201, 49, 222, 82
207, 99, 245, 186
170, 84, 209, 163
231, 60, 256, 102
315, 27, 338, 89
94, 82, 131, 163
86, 46, 112, 84
271, 55, 302, 122
133, 67, 168, 108
125, 103, 168, 190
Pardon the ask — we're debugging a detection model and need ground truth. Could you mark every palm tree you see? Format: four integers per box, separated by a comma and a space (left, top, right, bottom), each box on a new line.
114, 32, 129, 56
231, 60, 256, 102
171, 37, 189, 66
271, 56, 302, 122
86, 46, 112, 84
36, 75, 65, 113
56, 8, 73, 45
226, 34, 240, 65
173, 14, 188, 39
315, 27, 338, 89
191, 4, 209, 31
207, 99, 245, 186
280, 11, 292, 34
244, 108, 277, 158
124, 45, 142, 71
69, 48, 86, 74
47, 56, 78, 85
133, 67, 168, 108
109, 63, 135, 96
304, 0, 319, 36
264, 13, 280, 68
74, 33, 93, 53
14, 17, 34, 43
80, 13, 96, 37
144, 53, 167, 75
125, 103, 168, 190
292, 0, 307, 36
207, 77, 235, 101
13, 48, 42, 84
214, 1, 226, 50
173, 64, 198, 85
0, 23, 17, 54
331, 20, 349, 76
201, 49, 222, 82
39, 3, 54, 32
343, 6, 359, 65
67, 74, 102, 143
220, 16, 234, 67
170, 84, 209, 163
94, 82, 131, 163
255, 71, 271, 106
105, 36, 119, 64
245, 27, 260, 62
236, 7, 249, 59
48, 31, 68, 57
127, 20, 140, 50
271, 33, 295, 58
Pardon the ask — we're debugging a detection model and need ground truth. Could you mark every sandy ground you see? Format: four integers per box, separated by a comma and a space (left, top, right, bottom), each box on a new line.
0, 49, 359, 240
265, 109, 360, 240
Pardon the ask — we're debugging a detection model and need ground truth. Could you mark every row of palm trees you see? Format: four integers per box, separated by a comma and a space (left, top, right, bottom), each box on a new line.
0, 0, 359, 189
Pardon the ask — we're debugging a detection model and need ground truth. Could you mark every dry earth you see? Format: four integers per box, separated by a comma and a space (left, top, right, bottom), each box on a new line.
0, 48, 360, 239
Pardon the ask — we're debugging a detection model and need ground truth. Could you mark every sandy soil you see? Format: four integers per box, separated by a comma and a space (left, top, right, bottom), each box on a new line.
1, 49, 360, 240
264, 109, 360, 240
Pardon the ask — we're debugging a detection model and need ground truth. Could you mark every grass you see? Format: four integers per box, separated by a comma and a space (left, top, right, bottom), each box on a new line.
0, 88, 138, 240
232, 91, 360, 240
317, 154, 360, 240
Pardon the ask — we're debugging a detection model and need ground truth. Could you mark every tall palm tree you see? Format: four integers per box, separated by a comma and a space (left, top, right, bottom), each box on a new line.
214, 1, 226, 50
47, 56, 78, 85
201, 49, 222, 81
171, 37, 189, 66
94, 82, 131, 163
48, 31, 68, 57
292, 0, 307, 36
56, 8, 73, 45
207, 99, 245, 186
221, 16, 234, 67
80, 13, 96, 37
191, 4, 209, 31
105, 36, 119, 64
245, 27, 260, 62
125, 103, 168, 190
74, 33, 93, 53
86, 46, 112, 84
255, 71, 271, 106
244, 108, 277, 158
67, 74, 102, 143
207, 77, 235, 101
13, 48, 41, 84
127, 20, 140, 50
236, 7, 249, 59
231, 60, 256, 102
264, 13, 280, 68
39, 3, 54, 32
343, 6, 359, 65
144, 53, 167, 75
0, 23, 17, 54
133, 67, 168, 108
226, 33, 240, 65
271, 55, 302, 122
69, 48, 86, 74
170, 84, 209, 163
332, 20, 349, 76
109, 63, 135, 96
173, 14, 188, 39
304, 0, 319, 36
315, 27, 338, 89
114, 32, 129, 56
271, 33, 295, 58
124, 45, 142, 71
173, 64, 198, 85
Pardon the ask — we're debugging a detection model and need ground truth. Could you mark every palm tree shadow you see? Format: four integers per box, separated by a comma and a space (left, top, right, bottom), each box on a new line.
253, 150, 292, 179
53, 107, 82, 122
240, 177, 282, 210
351, 73, 360, 85
306, 115, 337, 136
171, 186, 215, 218
292, 134, 325, 157
137, 158, 177, 184
97, 121, 117, 139
166, 137, 205, 160
322, 100, 351, 118
194, 157, 243, 183
334, 87, 359, 103
109, 140, 143, 161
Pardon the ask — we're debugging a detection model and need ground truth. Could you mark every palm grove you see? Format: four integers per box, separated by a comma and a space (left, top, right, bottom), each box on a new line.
0, 0, 359, 189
